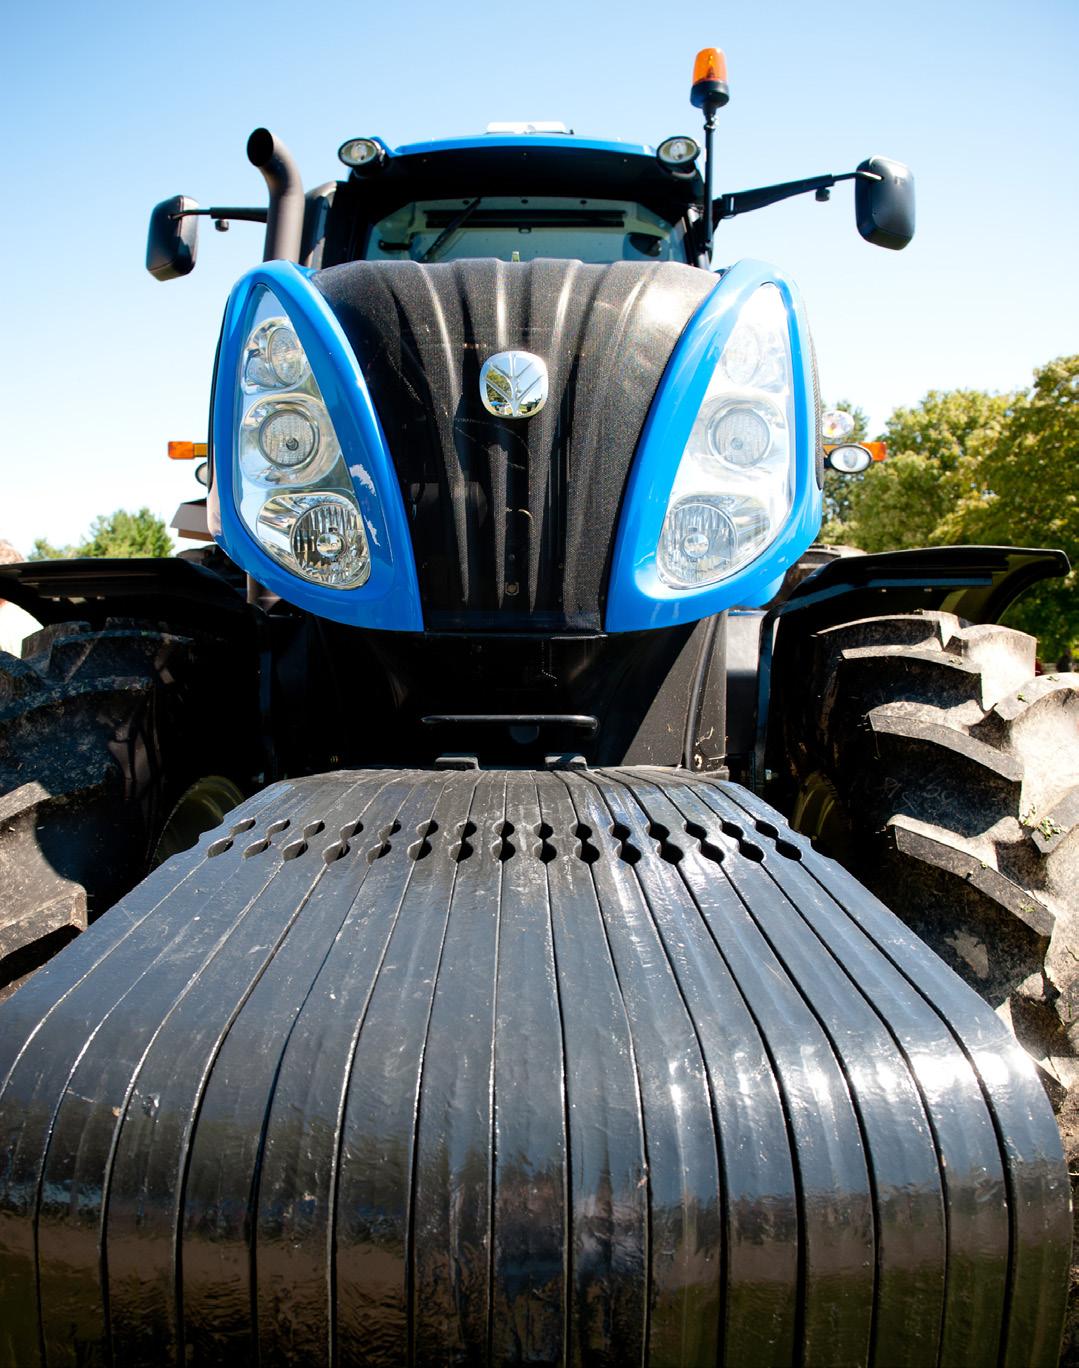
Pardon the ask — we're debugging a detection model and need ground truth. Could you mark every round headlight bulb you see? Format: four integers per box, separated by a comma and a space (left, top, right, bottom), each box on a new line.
242, 316, 310, 392
256, 492, 371, 589
338, 137, 383, 170
721, 324, 762, 386
258, 406, 319, 469
267, 325, 308, 387
658, 498, 736, 586
657, 135, 701, 172
708, 403, 773, 467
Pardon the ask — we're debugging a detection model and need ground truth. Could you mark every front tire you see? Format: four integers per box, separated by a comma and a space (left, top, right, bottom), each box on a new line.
0, 619, 254, 996
780, 610, 1079, 1358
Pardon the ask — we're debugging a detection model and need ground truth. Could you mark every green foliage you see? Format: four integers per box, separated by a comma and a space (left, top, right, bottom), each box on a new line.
821, 362, 1078, 659
879, 387, 1014, 472
944, 355, 1079, 658
839, 388, 1015, 553
28, 508, 172, 561
28, 536, 73, 560
842, 450, 957, 553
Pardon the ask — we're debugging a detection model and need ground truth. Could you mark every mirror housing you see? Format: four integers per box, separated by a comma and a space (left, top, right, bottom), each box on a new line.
855, 157, 915, 250
147, 196, 199, 281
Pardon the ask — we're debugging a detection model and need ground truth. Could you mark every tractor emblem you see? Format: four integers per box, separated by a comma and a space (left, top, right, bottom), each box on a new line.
479, 350, 549, 418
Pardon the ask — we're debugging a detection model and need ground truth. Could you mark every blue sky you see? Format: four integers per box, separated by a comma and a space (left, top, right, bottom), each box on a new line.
2, 0, 1076, 552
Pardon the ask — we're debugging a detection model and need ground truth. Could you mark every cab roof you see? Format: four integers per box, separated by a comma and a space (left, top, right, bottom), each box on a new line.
341, 135, 704, 226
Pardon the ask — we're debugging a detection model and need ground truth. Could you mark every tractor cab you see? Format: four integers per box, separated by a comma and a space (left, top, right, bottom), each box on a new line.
319, 133, 706, 268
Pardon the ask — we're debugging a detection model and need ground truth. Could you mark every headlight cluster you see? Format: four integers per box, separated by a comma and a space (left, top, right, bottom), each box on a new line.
235, 289, 370, 589
657, 284, 795, 589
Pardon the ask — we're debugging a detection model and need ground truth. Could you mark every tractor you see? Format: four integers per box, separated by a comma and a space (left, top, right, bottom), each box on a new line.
0, 47, 1075, 1366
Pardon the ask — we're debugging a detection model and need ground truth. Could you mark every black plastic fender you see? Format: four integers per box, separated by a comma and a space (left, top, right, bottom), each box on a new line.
0, 768, 1068, 1366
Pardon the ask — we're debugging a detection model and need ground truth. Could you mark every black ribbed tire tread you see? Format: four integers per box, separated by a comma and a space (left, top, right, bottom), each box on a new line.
0, 621, 196, 997
785, 610, 1079, 1362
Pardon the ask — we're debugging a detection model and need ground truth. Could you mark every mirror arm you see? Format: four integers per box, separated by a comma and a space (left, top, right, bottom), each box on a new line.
713, 168, 880, 225
172, 206, 269, 225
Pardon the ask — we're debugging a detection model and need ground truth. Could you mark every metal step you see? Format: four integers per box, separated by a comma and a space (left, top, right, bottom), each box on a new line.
0, 768, 1068, 1366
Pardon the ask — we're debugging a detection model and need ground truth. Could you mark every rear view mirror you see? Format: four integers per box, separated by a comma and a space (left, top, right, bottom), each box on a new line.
147, 196, 199, 281
855, 157, 915, 250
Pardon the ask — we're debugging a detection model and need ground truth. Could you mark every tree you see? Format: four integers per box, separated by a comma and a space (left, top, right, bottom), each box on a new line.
840, 388, 1015, 553
944, 355, 1079, 659
28, 508, 172, 561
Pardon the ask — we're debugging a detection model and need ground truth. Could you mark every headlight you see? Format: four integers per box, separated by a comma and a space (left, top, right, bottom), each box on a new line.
234, 288, 370, 590
256, 493, 370, 587
242, 317, 311, 392
657, 135, 701, 173
656, 283, 794, 589
338, 137, 384, 170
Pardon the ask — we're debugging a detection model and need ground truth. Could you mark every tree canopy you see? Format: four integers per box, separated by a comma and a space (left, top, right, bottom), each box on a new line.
943, 355, 1079, 658
828, 388, 1015, 553
826, 357, 1079, 659
29, 508, 173, 561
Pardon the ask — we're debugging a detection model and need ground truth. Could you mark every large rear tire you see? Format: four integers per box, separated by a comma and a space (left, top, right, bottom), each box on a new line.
781, 609, 1079, 1359
0, 619, 251, 997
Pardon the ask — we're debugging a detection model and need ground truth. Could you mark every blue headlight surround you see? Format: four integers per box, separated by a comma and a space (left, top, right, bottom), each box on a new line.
605, 259, 822, 633
212, 260, 424, 632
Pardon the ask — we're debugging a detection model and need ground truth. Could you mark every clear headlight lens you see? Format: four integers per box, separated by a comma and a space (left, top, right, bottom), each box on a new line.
256, 493, 370, 588
705, 400, 776, 467
657, 135, 701, 169
657, 284, 795, 589
338, 137, 383, 169
234, 289, 370, 590
241, 396, 329, 477
242, 318, 311, 392
258, 404, 319, 468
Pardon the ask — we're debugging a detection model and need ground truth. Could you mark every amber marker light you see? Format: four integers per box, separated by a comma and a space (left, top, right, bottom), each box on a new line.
691, 48, 730, 110
168, 441, 208, 461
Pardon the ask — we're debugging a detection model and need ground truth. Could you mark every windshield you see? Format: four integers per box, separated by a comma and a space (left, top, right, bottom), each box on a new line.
361, 197, 687, 264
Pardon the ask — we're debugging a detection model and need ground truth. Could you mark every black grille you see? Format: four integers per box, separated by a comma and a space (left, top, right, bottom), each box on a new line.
314, 259, 715, 629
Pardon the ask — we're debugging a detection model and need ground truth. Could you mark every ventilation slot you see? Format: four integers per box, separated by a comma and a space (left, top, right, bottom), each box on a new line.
684, 820, 725, 865
610, 822, 641, 866
494, 821, 516, 863
574, 822, 600, 865
533, 822, 557, 864
647, 820, 684, 864
408, 818, 439, 861
754, 817, 803, 861
720, 818, 765, 863
450, 820, 476, 863
366, 820, 402, 864
206, 837, 233, 859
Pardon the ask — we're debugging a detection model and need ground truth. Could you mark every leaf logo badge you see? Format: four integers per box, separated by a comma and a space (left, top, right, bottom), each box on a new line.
479, 351, 549, 418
